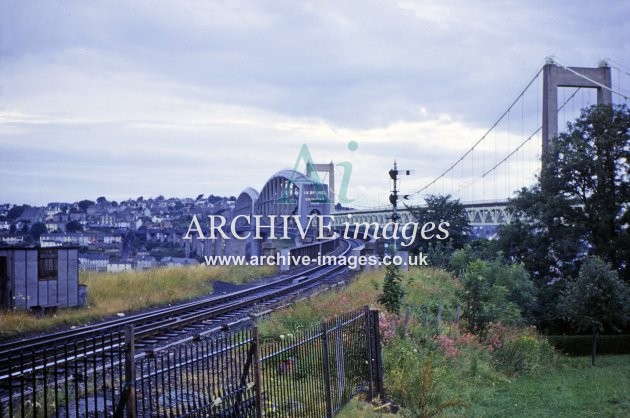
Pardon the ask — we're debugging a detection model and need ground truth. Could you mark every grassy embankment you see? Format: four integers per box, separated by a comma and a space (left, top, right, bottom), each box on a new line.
0, 264, 276, 339
256, 268, 630, 417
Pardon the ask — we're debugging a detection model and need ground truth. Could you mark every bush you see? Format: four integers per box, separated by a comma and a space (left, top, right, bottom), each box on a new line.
492, 335, 555, 376
384, 338, 465, 417
460, 259, 536, 333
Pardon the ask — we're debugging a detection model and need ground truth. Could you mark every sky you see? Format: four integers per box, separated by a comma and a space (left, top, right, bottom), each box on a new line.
1, 0, 629, 207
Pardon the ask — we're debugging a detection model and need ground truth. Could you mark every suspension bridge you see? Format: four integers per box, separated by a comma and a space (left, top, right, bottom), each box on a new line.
193, 57, 629, 259
326, 57, 630, 232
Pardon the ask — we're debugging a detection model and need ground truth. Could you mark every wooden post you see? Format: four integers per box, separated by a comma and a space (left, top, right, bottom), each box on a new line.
321, 321, 333, 418
124, 325, 137, 418
423, 306, 429, 326
253, 327, 263, 418
455, 305, 461, 327
435, 306, 443, 330
402, 304, 411, 337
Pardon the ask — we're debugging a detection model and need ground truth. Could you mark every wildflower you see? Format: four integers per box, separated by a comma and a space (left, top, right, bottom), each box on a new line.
435, 335, 459, 358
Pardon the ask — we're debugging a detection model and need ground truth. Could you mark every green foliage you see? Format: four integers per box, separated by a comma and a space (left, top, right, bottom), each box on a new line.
424, 242, 453, 271
492, 335, 555, 376
497, 105, 630, 333
406, 194, 470, 255
402, 269, 462, 316
500, 104, 630, 285
464, 355, 630, 417
378, 246, 405, 315
559, 256, 630, 365
460, 259, 536, 332
559, 256, 630, 335
384, 339, 465, 418
498, 186, 586, 286
547, 105, 630, 276
449, 240, 502, 275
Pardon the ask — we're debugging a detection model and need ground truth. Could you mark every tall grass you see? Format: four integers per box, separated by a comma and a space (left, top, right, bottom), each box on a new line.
0, 264, 275, 339
257, 267, 461, 338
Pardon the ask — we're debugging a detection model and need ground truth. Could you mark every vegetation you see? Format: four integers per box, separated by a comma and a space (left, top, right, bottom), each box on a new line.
378, 246, 405, 314
28, 221, 48, 241
558, 256, 630, 365
460, 259, 536, 333
0, 264, 275, 338
406, 194, 470, 261
77, 199, 95, 212
498, 104, 630, 334
463, 355, 630, 417
65, 220, 83, 232
258, 267, 609, 417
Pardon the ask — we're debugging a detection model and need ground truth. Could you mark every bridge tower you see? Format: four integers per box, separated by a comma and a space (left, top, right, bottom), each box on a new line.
306, 161, 335, 204
542, 60, 612, 156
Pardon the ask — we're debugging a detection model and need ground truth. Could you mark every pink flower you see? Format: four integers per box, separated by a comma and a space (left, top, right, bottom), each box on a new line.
435, 335, 459, 358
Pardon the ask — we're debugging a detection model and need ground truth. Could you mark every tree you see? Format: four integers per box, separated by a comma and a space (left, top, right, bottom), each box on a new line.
498, 104, 630, 330
543, 104, 630, 279
559, 256, 630, 365
7, 204, 30, 220
96, 196, 108, 204
66, 220, 83, 232
406, 194, 470, 262
460, 259, 536, 333
77, 200, 95, 213
501, 105, 630, 274
29, 222, 48, 241
378, 246, 405, 315
207, 194, 222, 204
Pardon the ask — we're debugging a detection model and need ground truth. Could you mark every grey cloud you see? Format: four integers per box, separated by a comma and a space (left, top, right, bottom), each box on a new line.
1, 0, 628, 204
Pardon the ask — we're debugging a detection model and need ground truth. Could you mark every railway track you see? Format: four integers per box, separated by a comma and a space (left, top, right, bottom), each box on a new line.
0, 238, 360, 382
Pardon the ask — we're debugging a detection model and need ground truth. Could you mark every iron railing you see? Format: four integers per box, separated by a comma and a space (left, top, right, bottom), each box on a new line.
0, 307, 383, 417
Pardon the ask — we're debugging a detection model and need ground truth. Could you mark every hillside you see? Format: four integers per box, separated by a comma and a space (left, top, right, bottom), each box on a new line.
256, 267, 630, 417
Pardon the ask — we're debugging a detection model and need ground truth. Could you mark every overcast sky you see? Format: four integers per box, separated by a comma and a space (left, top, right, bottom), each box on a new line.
1, 0, 628, 207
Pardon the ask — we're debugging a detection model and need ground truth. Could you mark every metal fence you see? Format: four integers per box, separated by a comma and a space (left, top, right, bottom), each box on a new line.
0, 328, 131, 417
1, 307, 383, 417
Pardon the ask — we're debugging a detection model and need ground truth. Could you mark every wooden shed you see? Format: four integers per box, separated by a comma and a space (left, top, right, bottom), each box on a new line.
0, 246, 80, 311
